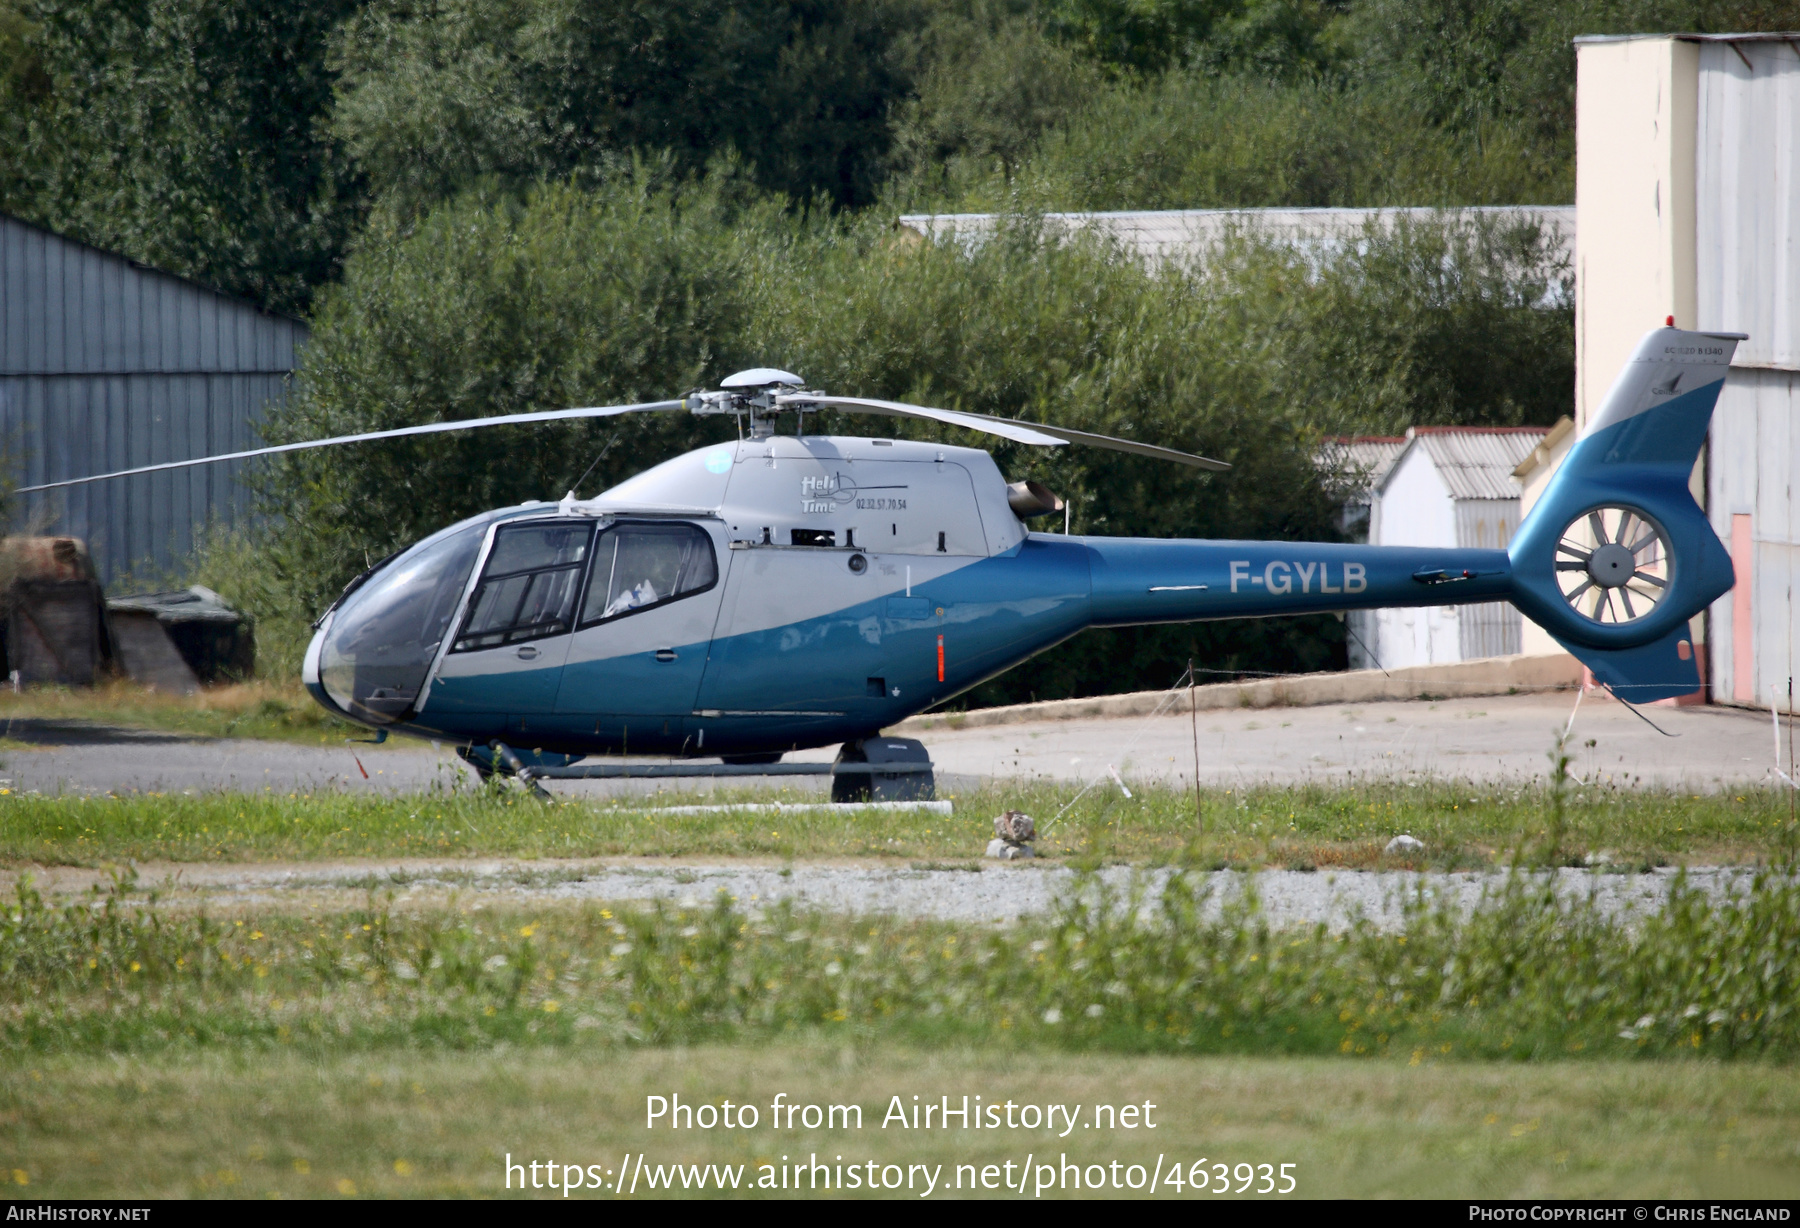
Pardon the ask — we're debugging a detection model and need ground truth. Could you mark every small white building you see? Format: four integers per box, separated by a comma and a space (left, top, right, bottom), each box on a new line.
1318, 436, 1406, 669
1362, 426, 1549, 670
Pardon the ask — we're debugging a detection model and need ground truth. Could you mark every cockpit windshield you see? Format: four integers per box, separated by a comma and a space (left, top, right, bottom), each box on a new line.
318, 522, 486, 723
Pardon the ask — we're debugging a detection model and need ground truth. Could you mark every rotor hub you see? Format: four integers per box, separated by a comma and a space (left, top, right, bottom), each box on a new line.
1586, 542, 1636, 588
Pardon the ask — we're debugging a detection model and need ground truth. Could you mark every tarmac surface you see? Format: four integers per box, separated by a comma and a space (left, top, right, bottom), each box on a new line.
0, 689, 1774, 797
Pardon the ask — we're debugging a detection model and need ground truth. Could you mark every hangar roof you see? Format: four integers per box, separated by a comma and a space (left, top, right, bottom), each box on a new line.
895, 206, 1576, 269
1381, 426, 1549, 502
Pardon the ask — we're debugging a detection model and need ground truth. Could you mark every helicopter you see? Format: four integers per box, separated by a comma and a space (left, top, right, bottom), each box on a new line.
24, 324, 1741, 799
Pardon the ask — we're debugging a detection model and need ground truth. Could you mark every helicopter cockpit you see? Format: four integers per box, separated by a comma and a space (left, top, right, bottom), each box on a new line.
312, 513, 496, 725
311, 503, 726, 730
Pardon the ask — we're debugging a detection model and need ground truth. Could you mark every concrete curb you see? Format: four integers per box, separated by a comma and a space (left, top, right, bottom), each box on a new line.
891, 653, 1584, 734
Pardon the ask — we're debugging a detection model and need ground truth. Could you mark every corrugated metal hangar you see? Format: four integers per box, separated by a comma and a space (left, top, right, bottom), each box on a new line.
1515, 33, 1800, 710
0, 213, 308, 587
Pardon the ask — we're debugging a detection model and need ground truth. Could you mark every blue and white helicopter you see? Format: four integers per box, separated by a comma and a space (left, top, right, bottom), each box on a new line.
27, 324, 1742, 798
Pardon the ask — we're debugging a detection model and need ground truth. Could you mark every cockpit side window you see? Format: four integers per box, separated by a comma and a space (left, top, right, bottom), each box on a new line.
579, 522, 717, 627
452, 521, 593, 652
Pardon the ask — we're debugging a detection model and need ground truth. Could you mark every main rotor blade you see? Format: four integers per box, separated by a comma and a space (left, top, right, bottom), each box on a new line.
776, 394, 1068, 446
778, 394, 1230, 470
15, 400, 687, 493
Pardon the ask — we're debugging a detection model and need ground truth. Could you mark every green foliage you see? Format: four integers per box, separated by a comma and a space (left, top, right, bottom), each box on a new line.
0, 0, 363, 315
21, 0, 1798, 320
1040, 0, 1347, 78
888, 3, 1103, 180
929, 69, 1569, 212
1042, 0, 1242, 73
1198, 0, 1349, 79
1247, 212, 1576, 436
260, 175, 770, 614
0, 5, 48, 209
187, 530, 326, 683
329, 0, 926, 215
1347, 0, 1800, 148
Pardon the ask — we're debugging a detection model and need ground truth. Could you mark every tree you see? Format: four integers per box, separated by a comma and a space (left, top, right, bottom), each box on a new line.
1, 0, 364, 315
329, 0, 924, 216
259, 176, 772, 612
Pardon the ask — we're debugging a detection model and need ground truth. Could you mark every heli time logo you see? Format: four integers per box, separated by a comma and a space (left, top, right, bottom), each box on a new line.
801, 473, 907, 514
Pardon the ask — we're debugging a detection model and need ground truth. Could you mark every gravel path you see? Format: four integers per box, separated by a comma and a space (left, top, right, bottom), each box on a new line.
29, 859, 1759, 931
524, 863, 1749, 929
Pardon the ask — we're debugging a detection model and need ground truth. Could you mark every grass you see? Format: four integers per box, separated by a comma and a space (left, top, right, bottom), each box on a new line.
0, 777, 1790, 868
3, 1048, 1797, 1198
3, 845, 1797, 1198
0, 679, 355, 744
4, 864, 1798, 1062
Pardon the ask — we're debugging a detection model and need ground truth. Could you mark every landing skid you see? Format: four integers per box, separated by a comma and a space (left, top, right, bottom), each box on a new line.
462, 737, 936, 803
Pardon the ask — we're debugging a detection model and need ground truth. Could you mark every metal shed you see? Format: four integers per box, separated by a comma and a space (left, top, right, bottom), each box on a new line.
0, 213, 308, 587
1365, 426, 1548, 670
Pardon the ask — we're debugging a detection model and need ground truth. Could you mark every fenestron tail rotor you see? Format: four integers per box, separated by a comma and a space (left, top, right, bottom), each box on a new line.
1554, 504, 1672, 626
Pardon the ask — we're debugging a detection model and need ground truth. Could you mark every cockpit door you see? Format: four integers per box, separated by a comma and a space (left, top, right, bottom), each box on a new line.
426, 519, 593, 719
554, 520, 724, 732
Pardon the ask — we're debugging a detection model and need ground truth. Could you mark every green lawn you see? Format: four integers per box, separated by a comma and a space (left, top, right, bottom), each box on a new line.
3, 863, 1796, 1062
0, 680, 354, 745
0, 778, 1788, 868
2, 838, 1795, 1199
3, 1048, 1795, 1198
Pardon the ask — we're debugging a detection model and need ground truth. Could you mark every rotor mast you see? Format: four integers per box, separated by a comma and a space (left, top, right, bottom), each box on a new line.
683, 367, 808, 440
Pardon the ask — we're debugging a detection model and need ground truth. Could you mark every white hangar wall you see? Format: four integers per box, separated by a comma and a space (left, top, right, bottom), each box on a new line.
1571, 34, 1800, 709
1696, 40, 1800, 709
1371, 439, 1463, 668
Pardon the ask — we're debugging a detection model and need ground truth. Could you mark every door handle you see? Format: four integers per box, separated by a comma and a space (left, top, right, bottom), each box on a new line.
516, 646, 539, 661
653, 648, 677, 662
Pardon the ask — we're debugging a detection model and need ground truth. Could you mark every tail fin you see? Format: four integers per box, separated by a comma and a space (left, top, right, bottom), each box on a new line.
1508, 326, 1742, 702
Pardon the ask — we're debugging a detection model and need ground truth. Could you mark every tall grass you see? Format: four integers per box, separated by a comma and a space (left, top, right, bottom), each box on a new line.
4, 859, 1796, 1060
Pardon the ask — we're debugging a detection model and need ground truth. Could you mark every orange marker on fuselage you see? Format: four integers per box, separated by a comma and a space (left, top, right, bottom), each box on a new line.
936, 634, 945, 682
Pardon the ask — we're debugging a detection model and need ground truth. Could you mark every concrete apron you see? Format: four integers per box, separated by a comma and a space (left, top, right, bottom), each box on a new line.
893, 653, 1586, 734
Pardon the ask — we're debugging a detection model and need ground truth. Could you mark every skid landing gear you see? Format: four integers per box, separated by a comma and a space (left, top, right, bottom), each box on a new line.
830, 737, 935, 803
458, 739, 936, 804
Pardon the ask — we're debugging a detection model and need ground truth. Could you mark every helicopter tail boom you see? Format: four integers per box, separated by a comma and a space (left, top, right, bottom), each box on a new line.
1073, 326, 1739, 703
1080, 537, 1512, 628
